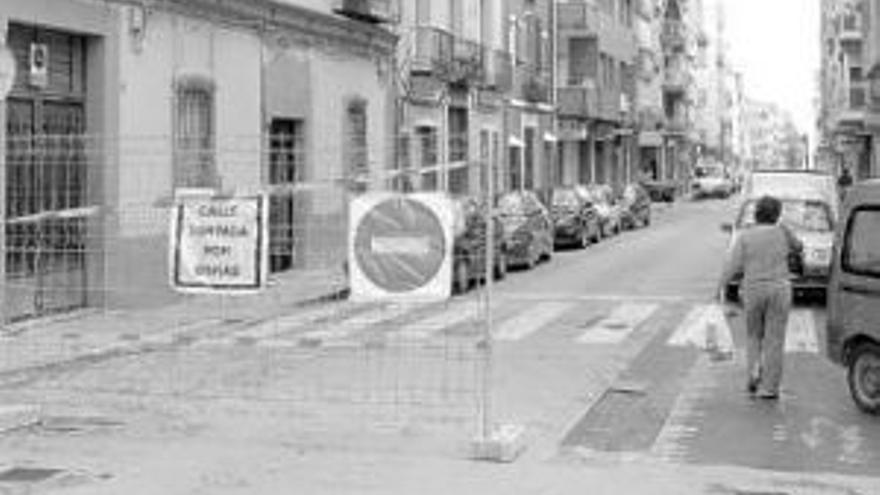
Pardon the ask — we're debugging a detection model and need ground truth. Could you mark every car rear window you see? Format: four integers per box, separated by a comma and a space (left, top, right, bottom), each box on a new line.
738, 199, 833, 232
843, 208, 880, 277
498, 194, 526, 215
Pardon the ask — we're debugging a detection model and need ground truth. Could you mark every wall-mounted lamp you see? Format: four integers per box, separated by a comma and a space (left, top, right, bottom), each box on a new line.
129, 4, 148, 53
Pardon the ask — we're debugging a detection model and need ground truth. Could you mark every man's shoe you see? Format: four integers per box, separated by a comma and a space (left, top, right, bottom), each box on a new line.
756, 390, 779, 400
747, 378, 759, 394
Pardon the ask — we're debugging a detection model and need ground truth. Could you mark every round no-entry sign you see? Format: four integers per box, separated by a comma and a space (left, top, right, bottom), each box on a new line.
349, 193, 453, 301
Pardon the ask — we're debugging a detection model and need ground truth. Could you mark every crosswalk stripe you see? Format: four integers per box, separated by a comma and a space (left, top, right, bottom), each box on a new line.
577, 303, 659, 344
493, 302, 574, 341
666, 304, 734, 353
194, 303, 361, 347
295, 303, 418, 344
785, 309, 818, 354
389, 302, 482, 341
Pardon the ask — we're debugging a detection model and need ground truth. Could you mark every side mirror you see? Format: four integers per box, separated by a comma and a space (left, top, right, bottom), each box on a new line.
720, 223, 733, 233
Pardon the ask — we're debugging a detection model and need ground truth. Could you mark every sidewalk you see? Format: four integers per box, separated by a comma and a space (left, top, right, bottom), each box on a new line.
0, 267, 347, 381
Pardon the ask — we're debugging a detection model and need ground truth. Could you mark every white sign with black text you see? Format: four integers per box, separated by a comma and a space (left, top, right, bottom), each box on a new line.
170, 195, 268, 294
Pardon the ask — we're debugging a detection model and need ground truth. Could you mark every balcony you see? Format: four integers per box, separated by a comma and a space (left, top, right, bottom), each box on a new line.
840, 15, 863, 42
849, 82, 868, 110
333, 0, 392, 24
520, 65, 551, 103
665, 114, 690, 135
557, 1, 600, 36
663, 62, 691, 93
410, 26, 454, 77
449, 37, 484, 85
661, 20, 687, 48
558, 80, 599, 118
481, 49, 513, 92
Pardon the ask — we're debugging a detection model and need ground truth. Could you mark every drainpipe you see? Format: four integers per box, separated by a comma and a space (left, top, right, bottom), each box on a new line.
0, 21, 8, 323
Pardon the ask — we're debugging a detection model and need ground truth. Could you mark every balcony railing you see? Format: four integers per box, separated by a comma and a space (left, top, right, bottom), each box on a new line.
447, 37, 485, 85
661, 20, 687, 47
482, 49, 513, 91
665, 114, 690, 135
558, 80, 599, 118
521, 65, 551, 103
663, 62, 691, 93
557, 1, 600, 34
410, 26, 454, 77
850, 82, 868, 109
333, 0, 392, 24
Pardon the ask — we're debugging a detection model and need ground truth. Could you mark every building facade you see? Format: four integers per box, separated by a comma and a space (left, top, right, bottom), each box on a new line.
819, 0, 874, 179
0, 0, 396, 321
744, 99, 804, 170
556, 0, 638, 192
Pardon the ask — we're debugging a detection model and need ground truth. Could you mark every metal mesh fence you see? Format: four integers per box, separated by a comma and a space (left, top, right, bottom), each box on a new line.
0, 132, 496, 441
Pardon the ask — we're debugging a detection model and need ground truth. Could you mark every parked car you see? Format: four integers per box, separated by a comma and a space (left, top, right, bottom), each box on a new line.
721, 194, 835, 301
620, 183, 652, 230
496, 190, 553, 269
577, 184, 622, 238
692, 162, 734, 199
450, 196, 508, 294
544, 186, 601, 248
744, 169, 839, 219
826, 180, 880, 414
639, 178, 677, 203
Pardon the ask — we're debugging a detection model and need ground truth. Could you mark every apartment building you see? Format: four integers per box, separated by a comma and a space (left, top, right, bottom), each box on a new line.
556, 0, 638, 191
659, 0, 700, 186
819, 0, 873, 179
634, 0, 664, 180
394, 0, 513, 196
0, 0, 395, 321
744, 99, 804, 170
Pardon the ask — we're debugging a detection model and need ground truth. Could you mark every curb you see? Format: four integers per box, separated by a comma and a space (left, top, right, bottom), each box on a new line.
0, 404, 41, 434
0, 286, 351, 388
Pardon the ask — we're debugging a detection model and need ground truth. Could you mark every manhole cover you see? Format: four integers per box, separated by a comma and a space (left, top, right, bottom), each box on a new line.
0, 467, 64, 483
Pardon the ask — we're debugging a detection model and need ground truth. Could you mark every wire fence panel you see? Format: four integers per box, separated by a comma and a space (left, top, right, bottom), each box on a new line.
1, 133, 495, 444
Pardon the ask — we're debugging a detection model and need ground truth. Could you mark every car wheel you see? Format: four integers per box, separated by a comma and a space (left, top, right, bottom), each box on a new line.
644, 215, 651, 227
848, 342, 880, 415
453, 260, 470, 294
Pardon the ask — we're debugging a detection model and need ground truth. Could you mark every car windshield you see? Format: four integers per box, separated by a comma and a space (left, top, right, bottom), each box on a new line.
738, 199, 833, 232
552, 190, 580, 210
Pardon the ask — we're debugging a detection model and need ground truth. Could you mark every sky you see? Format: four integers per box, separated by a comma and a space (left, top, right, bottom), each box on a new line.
722, 0, 820, 138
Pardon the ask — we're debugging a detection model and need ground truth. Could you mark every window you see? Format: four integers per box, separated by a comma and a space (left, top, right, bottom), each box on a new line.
416, 125, 438, 191
345, 99, 368, 193
524, 127, 536, 190
844, 208, 880, 277
448, 107, 469, 162
268, 119, 303, 273
175, 79, 216, 188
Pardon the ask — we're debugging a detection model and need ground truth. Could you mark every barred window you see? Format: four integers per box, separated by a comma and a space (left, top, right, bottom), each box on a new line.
345, 99, 369, 192
175, 80, 217, 188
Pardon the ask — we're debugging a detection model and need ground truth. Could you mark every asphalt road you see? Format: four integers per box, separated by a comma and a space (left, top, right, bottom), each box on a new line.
2, 196, 879, 494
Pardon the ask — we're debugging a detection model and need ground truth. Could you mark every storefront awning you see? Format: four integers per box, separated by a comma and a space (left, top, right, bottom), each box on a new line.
638, 131, 663, 147
508, 135, 524, 147
543, 132, 558, 143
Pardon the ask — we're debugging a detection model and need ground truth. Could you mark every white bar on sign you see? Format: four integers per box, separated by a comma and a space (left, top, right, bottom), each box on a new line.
494, 302, 573, 341
577, 303, 659, 344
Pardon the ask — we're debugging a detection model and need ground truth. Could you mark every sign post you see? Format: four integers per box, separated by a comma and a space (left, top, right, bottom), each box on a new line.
170, 195, 268, 294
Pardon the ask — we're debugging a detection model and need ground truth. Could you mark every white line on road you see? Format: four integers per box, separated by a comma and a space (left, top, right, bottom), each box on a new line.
389, 302, 482, 341
493, 302, 574, 341
666, 304, 734, 353
296, 303, 418, 344
195, 303, 357, 347
577, 303, 660, 344
785, 309, 819, 354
